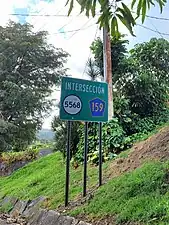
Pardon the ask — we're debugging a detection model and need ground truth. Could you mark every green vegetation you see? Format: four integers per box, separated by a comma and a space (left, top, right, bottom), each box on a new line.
0, 22, 68, 153
0, 142, 53, 165
1, 149, 38, 165
71, 161, 169, 224
0, 152, 107, 209
66, 0, 166, 36
0, 201, 13, 213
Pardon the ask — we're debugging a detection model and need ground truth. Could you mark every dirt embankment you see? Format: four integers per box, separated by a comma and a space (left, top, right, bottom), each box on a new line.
106, 126, 169, 178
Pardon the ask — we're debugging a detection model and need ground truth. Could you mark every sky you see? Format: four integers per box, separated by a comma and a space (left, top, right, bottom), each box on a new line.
1, 0, 169, 129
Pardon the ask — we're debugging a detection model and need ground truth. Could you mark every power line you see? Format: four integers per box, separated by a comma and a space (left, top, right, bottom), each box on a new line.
137, 24, 169, 36
131, 11, 169, 21
67, 18, 95, 40
148, 19, 164, 39
8, 13, 84, 17
0, 23, 96, 37
48, 23, 96, 35
8, 11, 169, 21
146, 14, 169, 21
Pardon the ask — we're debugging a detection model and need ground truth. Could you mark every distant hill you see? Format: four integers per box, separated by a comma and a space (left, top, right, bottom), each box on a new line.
37, 129, 55, 141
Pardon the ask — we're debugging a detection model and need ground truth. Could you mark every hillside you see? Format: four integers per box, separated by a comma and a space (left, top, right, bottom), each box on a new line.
1, 126, 169, 224
36, 129, 55, 141
0, 152, 108, 209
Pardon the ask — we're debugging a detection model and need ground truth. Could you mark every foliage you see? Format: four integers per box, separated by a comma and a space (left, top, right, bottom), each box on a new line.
0, 119, 16, 154
86, 58, 100, 81
66, 0, 166, 36
90, 35, 128, 80
51, 116, 80, 158
1, 147, 39, 165
53, 38, 169, 165
129, 38, 169, 84
0, 201, 13, 213
75, 118, 132, 165
0, 22, 68, 152
113, 92, 169, 135
75, 108, 169, 165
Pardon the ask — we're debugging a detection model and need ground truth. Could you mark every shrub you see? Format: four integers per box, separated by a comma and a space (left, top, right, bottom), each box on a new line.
75, 118, 132, 165
0, 147, 39, 165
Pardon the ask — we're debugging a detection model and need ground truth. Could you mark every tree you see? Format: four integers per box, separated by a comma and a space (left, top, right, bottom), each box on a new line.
66, 0, 166, 36
0, 22, 68, 152
129, 38, 169, 84
86, 58, 100, 81
122, 38, 169, 117
90, 35, 128, 86
51, 116, 80, 159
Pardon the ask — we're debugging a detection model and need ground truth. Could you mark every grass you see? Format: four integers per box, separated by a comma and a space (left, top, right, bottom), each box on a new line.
116, 148, 131, 159
71, 161, 169, 224
0, 152, 108, 209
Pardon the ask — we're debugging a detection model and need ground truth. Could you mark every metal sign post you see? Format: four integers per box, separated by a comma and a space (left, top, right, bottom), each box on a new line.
83, 122, 88, 197
99, 122, 102, 186
65, 121, 71, 207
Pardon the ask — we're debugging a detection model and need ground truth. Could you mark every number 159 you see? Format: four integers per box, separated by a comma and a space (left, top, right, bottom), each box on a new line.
92, 102, 104, 112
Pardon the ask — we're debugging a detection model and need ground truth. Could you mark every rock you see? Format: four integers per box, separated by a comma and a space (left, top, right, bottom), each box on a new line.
36, 210, 60, 225
71, 218, 79, 225
10, 200, 29, 218
78, 221, 91, 225
22, 197, 45, 219
0, 218, 16, 225
61, 216, 74, 225
56, 214, 66, 225
27, 209, 46, 225
0, 197, 18, 213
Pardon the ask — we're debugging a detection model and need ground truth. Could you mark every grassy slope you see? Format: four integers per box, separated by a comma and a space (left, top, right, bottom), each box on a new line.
71, 161, 169, 225
0, 153, 109, 209
1, 124, 169, 224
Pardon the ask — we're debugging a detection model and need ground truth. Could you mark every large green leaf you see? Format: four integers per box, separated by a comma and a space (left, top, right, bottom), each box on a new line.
67, 0, 74, 16
66, 0, 166, 37
91, 0, 97, 17
116, 13, 135, 36
142, 0, 147, 23
122, 3, 135, 26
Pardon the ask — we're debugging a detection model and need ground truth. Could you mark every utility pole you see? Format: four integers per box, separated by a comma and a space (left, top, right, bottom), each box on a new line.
103, 21, 114, 119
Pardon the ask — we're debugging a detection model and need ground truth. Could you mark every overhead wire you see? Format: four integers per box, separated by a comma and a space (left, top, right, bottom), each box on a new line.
8, 13, 84, 17
145, 14, 169, 21
147, 18, 164, 38
67, 17, 96, 40
7, 10, 169, 22
136, 24, 169, 36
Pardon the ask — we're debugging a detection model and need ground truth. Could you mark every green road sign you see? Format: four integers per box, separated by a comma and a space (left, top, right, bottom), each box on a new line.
60, 77, 108, 122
